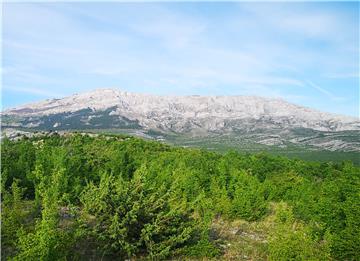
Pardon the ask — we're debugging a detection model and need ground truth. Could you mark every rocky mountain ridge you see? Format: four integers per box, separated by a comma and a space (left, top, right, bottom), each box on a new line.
2, 88, 360, 152
4, 88, 359, 131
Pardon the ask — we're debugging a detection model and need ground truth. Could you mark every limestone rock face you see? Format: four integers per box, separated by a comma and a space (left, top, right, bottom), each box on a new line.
2, 88, 360, 152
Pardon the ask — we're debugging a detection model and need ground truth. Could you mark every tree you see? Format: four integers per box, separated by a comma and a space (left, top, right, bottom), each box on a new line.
80, 170, 200, 259
268, 202, 331, 261
1, 179, 27, 258
12, 164, 74, 260
230, 170, 267, 221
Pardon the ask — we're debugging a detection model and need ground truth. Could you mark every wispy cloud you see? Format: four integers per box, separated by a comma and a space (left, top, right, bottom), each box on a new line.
323, 72, 360, 79
306, 80, 346, 102
131, 11, 206, 49
2, 2, 359, 116
3, 86, 64, 97
4, 40, 86, 56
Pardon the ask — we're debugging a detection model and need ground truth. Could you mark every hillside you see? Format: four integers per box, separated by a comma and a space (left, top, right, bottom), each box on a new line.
1, 133, 359, 260
2, 89, 360, 156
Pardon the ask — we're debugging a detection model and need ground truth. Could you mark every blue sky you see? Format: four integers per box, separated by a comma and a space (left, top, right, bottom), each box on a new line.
2, 2, 359, 117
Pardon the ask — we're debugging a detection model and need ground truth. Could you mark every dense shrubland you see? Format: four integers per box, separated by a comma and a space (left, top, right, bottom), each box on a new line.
1, 133, 359, 260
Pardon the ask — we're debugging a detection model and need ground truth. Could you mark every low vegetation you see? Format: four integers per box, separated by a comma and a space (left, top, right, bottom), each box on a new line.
1, 133, 359, 260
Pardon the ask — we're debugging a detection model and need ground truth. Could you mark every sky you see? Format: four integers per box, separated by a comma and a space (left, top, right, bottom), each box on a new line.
2, 2, 359, 117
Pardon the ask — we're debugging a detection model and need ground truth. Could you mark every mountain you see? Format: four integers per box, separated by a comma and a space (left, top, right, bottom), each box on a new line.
2, 88, 360, 154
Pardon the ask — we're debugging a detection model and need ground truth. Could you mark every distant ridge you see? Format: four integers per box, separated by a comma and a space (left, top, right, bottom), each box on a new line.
2, 88, 360, 152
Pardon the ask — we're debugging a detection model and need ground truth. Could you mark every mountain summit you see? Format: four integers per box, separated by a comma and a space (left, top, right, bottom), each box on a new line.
2, 88, 360, 152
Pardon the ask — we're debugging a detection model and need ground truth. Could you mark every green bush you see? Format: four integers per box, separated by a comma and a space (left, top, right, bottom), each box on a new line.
80, 171, 201, 259
268, 203, 331, 261
1, 134, 359, 260
230, 170, 268, 221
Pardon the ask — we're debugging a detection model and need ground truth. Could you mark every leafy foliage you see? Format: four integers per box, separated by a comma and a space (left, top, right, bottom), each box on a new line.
80, 171, 198, 259
1, 134, 359, 260
268, 203, 331, 261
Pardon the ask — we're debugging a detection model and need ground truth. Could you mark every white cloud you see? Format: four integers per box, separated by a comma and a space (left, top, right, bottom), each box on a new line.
306, 80, 346, 102
2, 2, 358, 116
3, 86, 64, 97
134, 21, 205, 49
238, 2, 353, 41
323, 72, 360, 79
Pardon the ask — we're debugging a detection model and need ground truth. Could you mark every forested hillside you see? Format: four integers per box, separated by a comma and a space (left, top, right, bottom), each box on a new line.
1, 133, 359, 260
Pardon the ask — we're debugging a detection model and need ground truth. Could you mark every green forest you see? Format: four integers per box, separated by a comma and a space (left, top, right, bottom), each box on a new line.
1, 133, 359, 260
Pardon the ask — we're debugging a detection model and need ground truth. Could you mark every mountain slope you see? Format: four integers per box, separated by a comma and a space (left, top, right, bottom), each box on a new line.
2, 88, 360, 152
